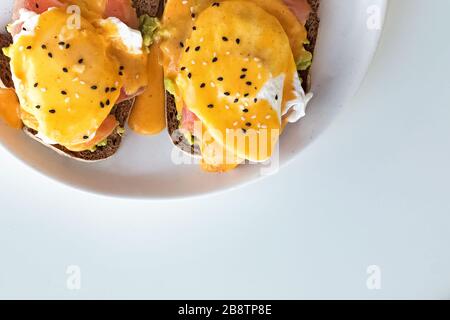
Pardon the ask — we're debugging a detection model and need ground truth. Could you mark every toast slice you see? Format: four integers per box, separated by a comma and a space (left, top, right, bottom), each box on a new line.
166, 0, 321, 156
133, 0, 163, 17
0, 0, 162, 162
0, 32, 13, 88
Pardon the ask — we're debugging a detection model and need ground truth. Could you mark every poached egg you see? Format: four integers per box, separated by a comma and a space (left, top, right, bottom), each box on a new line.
5, 1, 148, 151
161, 0, 313, 170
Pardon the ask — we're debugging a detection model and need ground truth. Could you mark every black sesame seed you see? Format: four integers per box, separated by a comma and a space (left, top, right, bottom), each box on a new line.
254, 98, 258, 103
35, 3, 39, 8
212, 57, 218, 63
275, 95, 278, 100
120, 66, 125, 70
192, 26, 197, 31
195, 46, 201, 51
111, 87, 117, 92
179, 42, 184, 48
217, 77, 223, 81
185, 46, 190, 52
200, 83, 206, 88
35, 105, 41, 109
188, 73, 192, 79
105, 87, 110, 93
78, 58, 84, 64
48, 52, 53, 58
191, 13, 196, 18
236, 38, 241, 44
224, 92, 230, 96
212, 2, 220, 7
119, 71, 124, 76
234, 98, 239, 103
62, 67, 68, 73
240, 74, 246, 79
222, 36, 228, 42
61, 90, 67, 95
246, 81, 252, 86
106, 99, 110, 106
34, 83, 38, 88
244, 93, 249, 97
246, 122, 252, 127
100, 102, 105, 108
83, 135, 89, 140
181, 66, 186, 71
41, 44, 47, 49
65, 44, 70, 49
242, 128, 247, 134
91, 85, 98, 90
242, 68, 248, 72
22, 27, 27, 31
207, 104, 214, 109
243, 108, 249, 113
49, 109, 56, 114
26, 46, 32, 50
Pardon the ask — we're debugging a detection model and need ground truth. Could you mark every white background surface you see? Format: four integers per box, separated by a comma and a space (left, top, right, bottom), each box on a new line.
0, 0, 449, 299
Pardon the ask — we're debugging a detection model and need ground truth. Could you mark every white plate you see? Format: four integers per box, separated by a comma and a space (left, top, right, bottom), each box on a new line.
0, 0, 387, 199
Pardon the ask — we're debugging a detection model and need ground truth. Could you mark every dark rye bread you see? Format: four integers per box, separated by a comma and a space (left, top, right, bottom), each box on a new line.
0, 33, 14, 88
167, 94, 202, 156
132, 0, 163, 17
167, 0, 321, 156
300, 0, 320, 91
0, 1, 162, 162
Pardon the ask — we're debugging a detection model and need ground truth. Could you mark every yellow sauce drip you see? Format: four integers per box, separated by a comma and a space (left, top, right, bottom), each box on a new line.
129, 44, 166, 135
94, 19, 148, 95
0, 88, 22, 129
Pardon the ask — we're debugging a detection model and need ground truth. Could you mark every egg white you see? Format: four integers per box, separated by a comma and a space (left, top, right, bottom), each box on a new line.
99, 17, 143, 54
256, 72, 313, 124
284, 72, 313, 123
8, 9, 40, 42
10, 9, 143, 54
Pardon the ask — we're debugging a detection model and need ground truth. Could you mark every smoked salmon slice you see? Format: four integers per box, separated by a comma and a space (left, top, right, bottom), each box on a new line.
283, 0, 312, 24
13, 0, 138, 28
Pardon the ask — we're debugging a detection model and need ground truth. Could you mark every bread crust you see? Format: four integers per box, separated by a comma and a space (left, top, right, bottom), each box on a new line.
166, 92, 202, 156
166, 0, 321, 156
133, 0, 164, 17
0, 33, 14, 88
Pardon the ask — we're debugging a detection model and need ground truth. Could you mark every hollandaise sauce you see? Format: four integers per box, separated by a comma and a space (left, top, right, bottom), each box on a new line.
164, 1, 303, 162
128, 44, 166, 135
6, 4, 148, 149
0, 88, 22, 129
